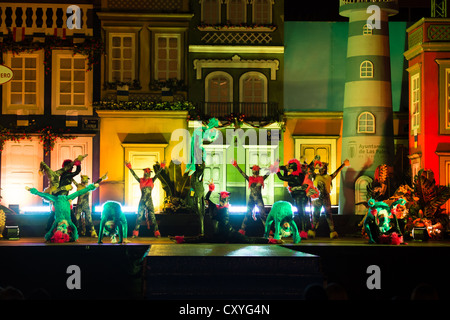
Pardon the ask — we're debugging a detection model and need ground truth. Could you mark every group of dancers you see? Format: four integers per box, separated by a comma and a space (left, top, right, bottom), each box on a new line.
25, 152, 349, 243
231, 156, 350, 240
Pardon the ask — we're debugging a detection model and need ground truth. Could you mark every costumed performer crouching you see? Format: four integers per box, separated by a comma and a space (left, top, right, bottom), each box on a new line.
97, 201, 130, 244
26, 182, 99, 243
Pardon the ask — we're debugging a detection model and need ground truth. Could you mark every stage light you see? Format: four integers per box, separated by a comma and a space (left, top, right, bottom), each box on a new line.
21, 205, 52, 213
94, 204, 137, 214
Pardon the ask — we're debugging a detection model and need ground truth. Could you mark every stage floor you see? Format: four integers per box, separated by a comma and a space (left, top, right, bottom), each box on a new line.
1, 236, 450, 300
2, 235, 450, 247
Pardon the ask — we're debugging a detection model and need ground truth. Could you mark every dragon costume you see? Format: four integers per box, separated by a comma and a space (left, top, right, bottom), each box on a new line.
97, 201, 128, 244
26, 183, 98, 243
264, 200, 301, 244
126, 161, 165, 238
363, 198, 404, 244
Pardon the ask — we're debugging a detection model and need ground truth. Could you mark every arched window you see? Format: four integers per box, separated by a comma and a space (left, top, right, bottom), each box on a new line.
363, 24, 373, 35
360, 60, 373, 78
205, 71, 233, 117
226, 0, 247, 24
253, 0, 272, 25
239, 71, 268, 117
357, 112, 375, 133
201, 0, 221, 25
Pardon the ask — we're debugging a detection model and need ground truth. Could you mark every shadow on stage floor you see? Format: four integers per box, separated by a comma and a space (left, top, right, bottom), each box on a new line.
1, 235, 450, 300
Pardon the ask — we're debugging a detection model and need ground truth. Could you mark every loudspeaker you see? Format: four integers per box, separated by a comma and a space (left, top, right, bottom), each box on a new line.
5, 226, 20, 240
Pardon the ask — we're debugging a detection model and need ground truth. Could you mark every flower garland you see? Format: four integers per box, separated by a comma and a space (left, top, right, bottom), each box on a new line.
93, 100, 195, 112
198, 22, 277, 31
0, 126, 75, 155
38, 126, 76, 156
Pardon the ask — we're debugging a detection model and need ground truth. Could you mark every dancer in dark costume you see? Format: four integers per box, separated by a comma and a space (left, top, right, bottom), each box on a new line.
276, 159, 310, 234
190, 162, 206, 235
72, 172, 108, 237
308, 158, 349, 239
125, 161, 165, 238
231, 159, 271, 234
171, 181, 279, 244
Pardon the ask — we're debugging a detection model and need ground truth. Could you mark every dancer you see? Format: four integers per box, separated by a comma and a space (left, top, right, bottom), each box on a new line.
125, 161, 165, 238
276, 159, 309, 234
26, 183, 99, 242
190, 162, 206, 235
39, 154, 87, 195
72, 172, 108, 237
97, 201, 129, 244
231, 159, 274, 234
308, 158, 349, 239
171, 181, 279, 244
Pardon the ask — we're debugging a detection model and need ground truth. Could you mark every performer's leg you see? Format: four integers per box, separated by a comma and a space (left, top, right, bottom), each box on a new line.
146, 200, 160, 237
240, 198, 256, 233
323, 197, 338, 238
133, 203, 145, 237
83, 204, 97, 237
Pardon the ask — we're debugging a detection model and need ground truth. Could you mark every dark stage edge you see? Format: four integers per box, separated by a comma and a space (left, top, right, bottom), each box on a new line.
2, 237, 450, 300
144, 243, 323, 300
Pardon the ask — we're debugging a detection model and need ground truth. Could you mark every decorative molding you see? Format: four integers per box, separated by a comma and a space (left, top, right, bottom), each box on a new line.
189, 45, 284, 53
193, 54, 279, 80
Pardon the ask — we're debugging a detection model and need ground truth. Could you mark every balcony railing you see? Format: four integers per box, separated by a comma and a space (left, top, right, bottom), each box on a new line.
198, 102, 280, 122
0, 3, 94, 37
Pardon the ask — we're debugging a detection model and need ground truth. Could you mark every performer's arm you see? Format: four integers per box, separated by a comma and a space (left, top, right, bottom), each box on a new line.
95, 172, 108, 184
331, 159, 350, 180
125, 162, 140, 182
67, 183, 98, 201
26, 187, 56, 203
276, 168, 289, 181
71, 179, 80, 188
152, 162, 166, 182
232, 160, 248, 181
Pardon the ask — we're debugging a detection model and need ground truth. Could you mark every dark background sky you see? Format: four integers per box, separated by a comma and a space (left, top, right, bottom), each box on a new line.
285, 0, 432, 22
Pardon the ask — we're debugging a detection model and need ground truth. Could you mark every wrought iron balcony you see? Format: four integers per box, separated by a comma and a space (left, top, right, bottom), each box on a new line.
197, 102, 280, 122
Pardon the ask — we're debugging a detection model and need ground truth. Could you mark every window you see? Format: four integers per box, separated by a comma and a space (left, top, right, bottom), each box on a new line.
240, 72, 267, 117
52, 50, 92, 115
253, 0, 272, 24
363, 24, 373, 35
360, 60, 373, 78
2, 51, 45, 115
227, 0, 246, 24
109, 33, 135, 83
205, 71, 233, 117
411, 73, 420, 131
202, 0, 221, 25
358, 112, 375, 133
155, 34, 181, 80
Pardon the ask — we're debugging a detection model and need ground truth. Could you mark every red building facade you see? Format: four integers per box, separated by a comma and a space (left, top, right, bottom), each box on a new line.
405, 18, 450, 212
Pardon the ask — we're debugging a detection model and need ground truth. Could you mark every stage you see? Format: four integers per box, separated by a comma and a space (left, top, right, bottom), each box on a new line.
1, 235, 450, 300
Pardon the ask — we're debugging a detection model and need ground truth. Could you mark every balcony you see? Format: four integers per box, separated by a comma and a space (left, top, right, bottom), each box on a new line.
0, 3, 94, 38
197, 102, 280, 122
